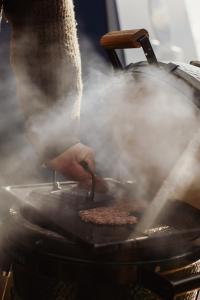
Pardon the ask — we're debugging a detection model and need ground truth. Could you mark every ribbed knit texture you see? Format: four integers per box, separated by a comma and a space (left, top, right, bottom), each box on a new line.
3, 0, 82, 160
0, 0, 2, 14
0, 0, 3, 30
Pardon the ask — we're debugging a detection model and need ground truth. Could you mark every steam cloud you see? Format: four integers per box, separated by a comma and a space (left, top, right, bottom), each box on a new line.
0, 30, 199, 209
81, 64, 200, 202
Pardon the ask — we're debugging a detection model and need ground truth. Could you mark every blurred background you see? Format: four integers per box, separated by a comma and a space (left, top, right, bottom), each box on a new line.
115, 0, 200, 64
0, 0, 200, 185
76, 0, 200, 67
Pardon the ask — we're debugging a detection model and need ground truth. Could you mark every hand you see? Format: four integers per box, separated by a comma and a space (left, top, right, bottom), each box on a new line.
47, 143, 95, 182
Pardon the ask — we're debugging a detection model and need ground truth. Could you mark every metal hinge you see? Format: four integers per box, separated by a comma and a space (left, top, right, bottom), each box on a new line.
190, 61, 200, 68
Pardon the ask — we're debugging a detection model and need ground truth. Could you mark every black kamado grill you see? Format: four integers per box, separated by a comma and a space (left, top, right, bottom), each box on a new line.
1, 29, 200, 300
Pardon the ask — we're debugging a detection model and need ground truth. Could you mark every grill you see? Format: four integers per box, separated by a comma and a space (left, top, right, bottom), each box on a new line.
1, 28, 200, 300
0, 179, 200, 300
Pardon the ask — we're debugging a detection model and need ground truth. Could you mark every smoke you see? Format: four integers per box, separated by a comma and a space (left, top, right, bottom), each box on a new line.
0, 4, 199, 273
80, 63, 200, 202
0, 24, 199, 210
0, 30, 200, 268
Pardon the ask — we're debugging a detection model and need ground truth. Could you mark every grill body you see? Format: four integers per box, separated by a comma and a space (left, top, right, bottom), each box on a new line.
1, 182, 199, 300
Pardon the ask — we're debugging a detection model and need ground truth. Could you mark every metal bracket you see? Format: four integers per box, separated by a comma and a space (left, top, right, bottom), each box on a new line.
190, 61, 200, 68
106, 49, 123, 70
106, 35, 158, 69
138, 35, 158, 65
51, 170, 61, 193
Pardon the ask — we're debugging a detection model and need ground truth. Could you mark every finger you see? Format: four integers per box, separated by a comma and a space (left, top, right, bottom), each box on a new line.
78, 147, 95, 171
62, 161, 91, 182
81, 156, 95, 173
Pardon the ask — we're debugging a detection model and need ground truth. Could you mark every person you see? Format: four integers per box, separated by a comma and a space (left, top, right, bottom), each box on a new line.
0, 2, 199, 300
0, 1, 103, 299
1, 0, 95, 183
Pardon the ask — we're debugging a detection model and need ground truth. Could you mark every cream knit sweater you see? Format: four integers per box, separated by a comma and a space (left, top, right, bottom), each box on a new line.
3, 0, 82, 161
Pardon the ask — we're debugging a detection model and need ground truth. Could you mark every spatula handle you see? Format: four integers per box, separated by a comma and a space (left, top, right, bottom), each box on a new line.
100, 29, 149, 50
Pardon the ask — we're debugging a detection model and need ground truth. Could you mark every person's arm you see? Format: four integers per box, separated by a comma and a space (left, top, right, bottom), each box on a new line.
0, 0, 2, 23
4, 0, 81, 159
3, 0, 95, 180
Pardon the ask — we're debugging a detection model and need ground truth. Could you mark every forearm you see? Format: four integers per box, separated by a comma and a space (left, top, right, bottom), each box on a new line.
4, 0, 82, 161
0, 0, 2, 21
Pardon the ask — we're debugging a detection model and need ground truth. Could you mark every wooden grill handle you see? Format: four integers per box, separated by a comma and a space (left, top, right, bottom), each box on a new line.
100, 29, 149, 50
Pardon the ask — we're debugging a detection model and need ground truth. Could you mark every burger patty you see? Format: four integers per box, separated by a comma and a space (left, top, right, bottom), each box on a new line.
79, 204, 138, 225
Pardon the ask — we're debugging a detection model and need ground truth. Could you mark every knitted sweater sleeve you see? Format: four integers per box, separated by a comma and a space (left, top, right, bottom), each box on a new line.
0, 1, 2, 23
3, 0, 82, 161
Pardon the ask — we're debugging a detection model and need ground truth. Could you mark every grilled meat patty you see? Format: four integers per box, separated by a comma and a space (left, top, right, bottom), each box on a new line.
79, 203, 139, 225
